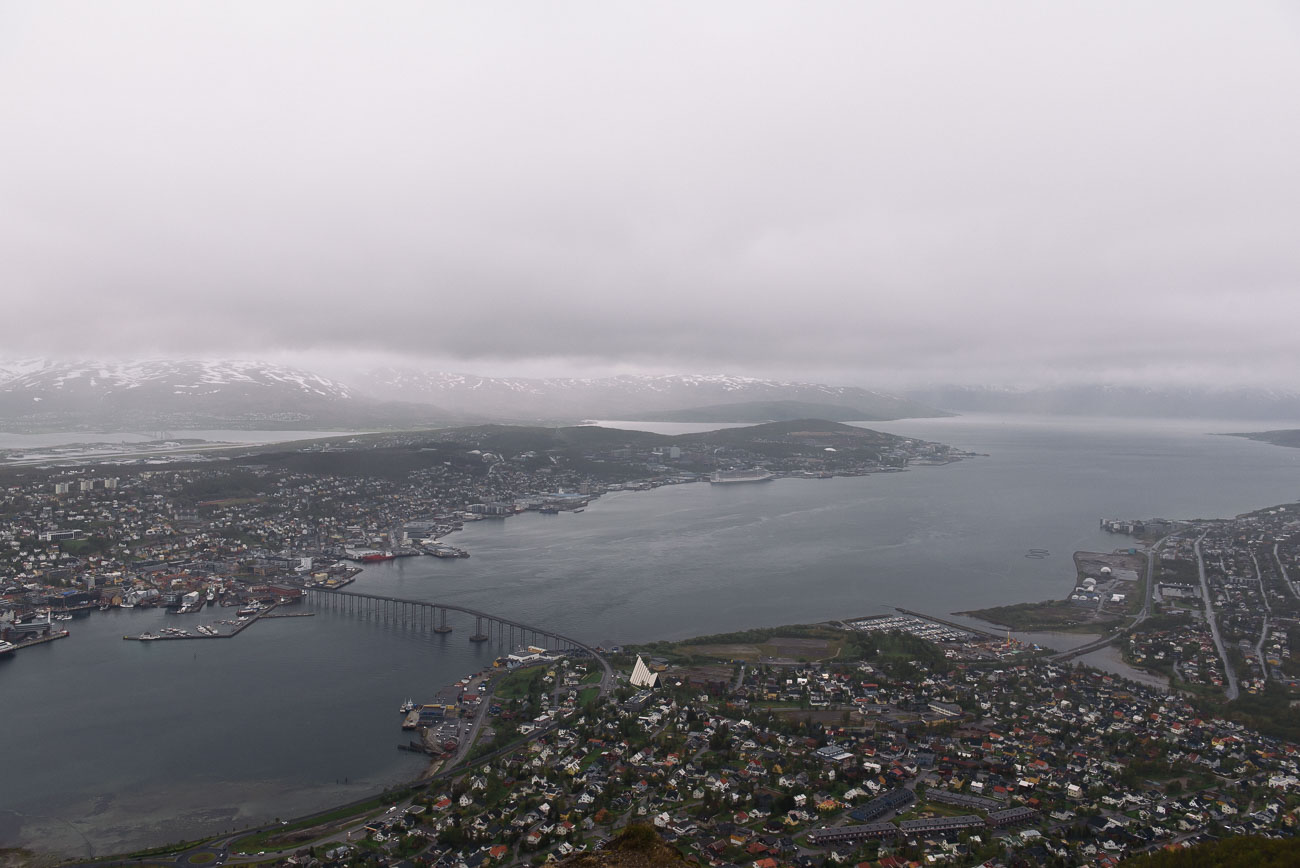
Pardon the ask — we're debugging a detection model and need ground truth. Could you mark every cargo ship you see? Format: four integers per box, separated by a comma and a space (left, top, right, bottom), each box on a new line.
361, 552, 396, 563
709, 468, 774, 484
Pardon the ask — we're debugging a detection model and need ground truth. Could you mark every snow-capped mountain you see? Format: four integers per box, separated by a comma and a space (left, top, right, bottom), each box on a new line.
12, 358, 1293, 431
0, 359, 353, 399
0, 359, 943, 430
0, 359, 47, 385
0, 359, 443, 430
353, 368, 944, 420
904, 384, 1300, 420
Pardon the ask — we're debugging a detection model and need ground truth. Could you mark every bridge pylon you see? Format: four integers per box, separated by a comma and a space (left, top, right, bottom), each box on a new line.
470, 614, 489, 642
434, 606, 452, 634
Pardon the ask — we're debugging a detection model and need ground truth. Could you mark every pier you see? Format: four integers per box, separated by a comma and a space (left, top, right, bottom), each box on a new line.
894, 607, 1003, 639
121, 604, 315, 641
1, 630, 71, 655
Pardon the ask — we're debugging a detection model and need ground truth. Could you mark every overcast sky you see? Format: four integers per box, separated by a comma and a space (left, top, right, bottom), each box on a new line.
3, 2, 1299, 388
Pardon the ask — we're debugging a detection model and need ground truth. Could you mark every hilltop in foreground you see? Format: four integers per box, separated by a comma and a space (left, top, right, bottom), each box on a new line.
558, 826, 686, 868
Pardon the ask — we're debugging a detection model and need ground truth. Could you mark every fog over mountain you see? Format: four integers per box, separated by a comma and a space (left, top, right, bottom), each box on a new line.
3, 3, 1299, 392
6, 357, 1299, 431
905, 384, 1300, 421
352, 368, 943, 420
0, 359, 948, 429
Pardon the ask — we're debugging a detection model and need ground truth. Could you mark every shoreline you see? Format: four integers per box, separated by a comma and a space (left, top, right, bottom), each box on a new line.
14, 604, 1224, 865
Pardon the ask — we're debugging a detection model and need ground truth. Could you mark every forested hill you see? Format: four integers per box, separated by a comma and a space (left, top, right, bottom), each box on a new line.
1121, 836, 1300, 868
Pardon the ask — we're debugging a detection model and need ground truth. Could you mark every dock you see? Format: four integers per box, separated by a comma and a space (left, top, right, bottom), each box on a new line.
397, 740, 434, 755
122, 603, 312, 641
894, 608, 1003, 639
1, 630, 71, 654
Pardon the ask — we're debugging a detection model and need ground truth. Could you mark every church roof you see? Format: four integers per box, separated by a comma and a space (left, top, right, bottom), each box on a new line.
631, 654, 659, 688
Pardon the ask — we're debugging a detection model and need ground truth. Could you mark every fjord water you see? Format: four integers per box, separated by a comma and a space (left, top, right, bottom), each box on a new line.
5, 414, 1300, 857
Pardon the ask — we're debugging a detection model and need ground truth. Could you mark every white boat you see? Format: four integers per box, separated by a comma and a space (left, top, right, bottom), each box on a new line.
709, 468, 774, 484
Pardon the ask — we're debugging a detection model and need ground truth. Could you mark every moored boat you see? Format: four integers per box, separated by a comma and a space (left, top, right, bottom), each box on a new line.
709, 468, 774, 484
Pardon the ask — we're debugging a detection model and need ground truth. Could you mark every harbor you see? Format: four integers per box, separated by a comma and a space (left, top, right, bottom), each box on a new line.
7, 414, 1300, 858
122, 602, 315, 641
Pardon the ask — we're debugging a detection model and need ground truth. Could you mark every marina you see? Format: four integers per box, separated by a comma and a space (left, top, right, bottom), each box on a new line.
121, 603, 314, 641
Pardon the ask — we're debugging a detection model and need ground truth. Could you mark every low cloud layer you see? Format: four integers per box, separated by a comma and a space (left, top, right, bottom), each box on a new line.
3, 2, 1299, 387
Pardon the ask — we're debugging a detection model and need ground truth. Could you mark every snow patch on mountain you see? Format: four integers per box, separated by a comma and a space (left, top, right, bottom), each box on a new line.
353, 368, 940, 420
0, 359, 354, 400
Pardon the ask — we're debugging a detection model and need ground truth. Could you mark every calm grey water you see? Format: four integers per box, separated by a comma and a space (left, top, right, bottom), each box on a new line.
4, 414, 1300, 857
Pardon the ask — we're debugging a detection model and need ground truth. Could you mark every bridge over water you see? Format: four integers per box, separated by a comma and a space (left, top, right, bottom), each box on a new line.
308, 588, 599, 656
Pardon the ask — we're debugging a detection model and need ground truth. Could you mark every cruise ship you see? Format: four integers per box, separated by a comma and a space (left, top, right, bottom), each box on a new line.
709, 468, 774, 484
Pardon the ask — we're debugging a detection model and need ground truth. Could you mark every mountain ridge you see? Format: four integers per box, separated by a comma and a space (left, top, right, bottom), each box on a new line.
0, 359, 943, 431
353, 367, 944, 420
0, 359, 450, 431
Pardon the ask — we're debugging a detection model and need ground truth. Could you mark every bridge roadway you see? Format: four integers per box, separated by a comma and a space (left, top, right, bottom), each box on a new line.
314, 588, 619, 711
73, 590, 618, 868
310, 587, 610, 665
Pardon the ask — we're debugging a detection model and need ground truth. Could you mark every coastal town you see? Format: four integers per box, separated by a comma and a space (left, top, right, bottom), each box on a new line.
1, 421, 962, 653
4, 424, 1300, 866
178, 613, 1300, 868
964, 506, 1300, 720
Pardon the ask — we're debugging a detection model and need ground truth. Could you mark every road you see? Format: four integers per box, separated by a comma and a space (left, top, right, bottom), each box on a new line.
1274, 543, 1298, 599
1140, 533, 1176, 620
1050, 533, 1172, 663
1251, 550, 1272, 682
1195, 534, 1239, 701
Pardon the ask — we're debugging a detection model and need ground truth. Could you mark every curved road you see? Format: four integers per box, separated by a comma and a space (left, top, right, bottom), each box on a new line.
1049, 533, 1172, 662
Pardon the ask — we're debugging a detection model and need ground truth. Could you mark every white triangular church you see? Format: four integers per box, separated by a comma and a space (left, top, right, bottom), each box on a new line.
630, 655, 658, 689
